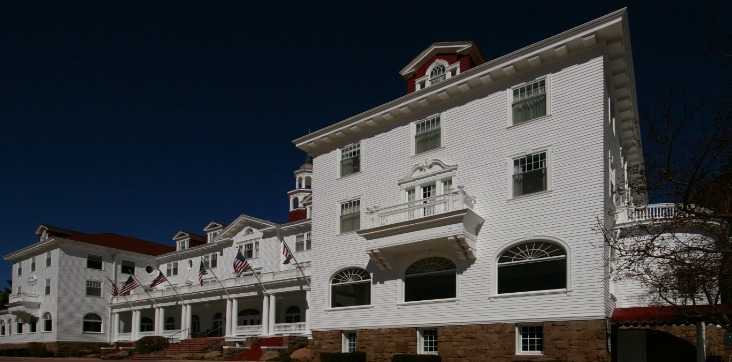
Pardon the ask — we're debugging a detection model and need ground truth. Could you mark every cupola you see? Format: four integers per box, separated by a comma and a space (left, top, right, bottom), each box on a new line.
400, 41, 485, 93
288, 157, 313, 222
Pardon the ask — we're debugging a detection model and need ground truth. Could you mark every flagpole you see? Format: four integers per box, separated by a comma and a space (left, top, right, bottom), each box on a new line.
149, 267, 184, 305
131, 274, 157, 308
234, 248, 269, 294
205, 266, 232, 299
278, 228, 310, 288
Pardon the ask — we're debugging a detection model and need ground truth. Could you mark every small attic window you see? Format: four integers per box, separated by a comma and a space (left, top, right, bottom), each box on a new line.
429, 64, 446, 85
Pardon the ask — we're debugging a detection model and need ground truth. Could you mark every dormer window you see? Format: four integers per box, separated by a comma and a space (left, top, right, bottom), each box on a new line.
207, 230, 220, 243
178, 239, 189, 251
429, 64, 446, 85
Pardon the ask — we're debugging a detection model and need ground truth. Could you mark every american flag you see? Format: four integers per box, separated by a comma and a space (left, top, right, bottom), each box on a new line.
106, 277, 119, 297
282, 240, 294, 265
198, 261, 208, 286
119, 276, 140, 296
233, 249, 251, 274
150, 271, 167, 289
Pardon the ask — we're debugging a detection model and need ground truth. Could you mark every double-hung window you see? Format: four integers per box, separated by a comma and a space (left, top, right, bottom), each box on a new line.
121, 261, 135, 275
295, 234, 305, 252
241, 240, 260, 259
31, 257, 36, 272
86, 280, 102, 297
415, 115, 441, 154
46, 252, 51, 267
513, 151, 547, 197
17, 263, 22, 277
340, 143, 361, 177
342, 331, 357, 353
87, 255, 103, 270
210, 253, 218, 268
340, 199, 360, 233
305, 232, 312, 250
45, 279, 51, 296
418, 329, 438, 355
167, 262, 179, 276
512, 77, 547, 124
516, 325, 544, 355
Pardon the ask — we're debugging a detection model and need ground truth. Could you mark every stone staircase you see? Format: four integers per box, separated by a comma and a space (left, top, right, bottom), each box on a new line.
132, 337, 224, 360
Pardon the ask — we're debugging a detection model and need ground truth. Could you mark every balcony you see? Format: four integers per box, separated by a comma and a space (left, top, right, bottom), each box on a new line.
358, 188, 484, 270
8, 292, 40, 309
616, 203, 678, 225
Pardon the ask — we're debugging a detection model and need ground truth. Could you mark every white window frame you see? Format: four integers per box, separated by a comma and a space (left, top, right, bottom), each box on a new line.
30, 257, 36, 272
86, 255, 104, 271
515, 324, 544, 355
82, 313, 104, 334
86, 280, 102, 297
508, 75, 551, 126
45, 252, 51, 268
415, 60, 460, 91
121, 260, 135, 275
413, 114, 443, 155
239, 239, 261, 259
418, 328, 438, 355
329, 267, 372, 309
339, 198, 361, 234
508, 148, 552, 199
295, 234, 306, 252
45, 279, 51, 296
339, 142, 362, 178
342, 331, 357, 353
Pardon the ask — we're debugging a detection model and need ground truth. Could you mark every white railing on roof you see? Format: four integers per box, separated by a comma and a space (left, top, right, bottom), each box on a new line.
364, 188, 475, 229
616, 203, 677, 224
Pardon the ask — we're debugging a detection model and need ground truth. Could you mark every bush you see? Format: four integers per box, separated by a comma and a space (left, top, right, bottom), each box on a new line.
320, 351, 367, 362
135, 336, 169, 354
392, 354, 442, 362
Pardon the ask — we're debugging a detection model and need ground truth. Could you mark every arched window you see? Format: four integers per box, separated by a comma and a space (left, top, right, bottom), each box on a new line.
82, 313, 102, 333
237, 309, 261, 326
429, 63, 447, 85
331, 268, 371, 308
292, 197, 299, 210
1, 320, 5, 336
297, 177, 303, 189
140, 317, 153, 332
42, 313, 52, 332
304, 177, 312, 189
165, 317, 177, 331
404, 257, 456, 302
497, 240, 567, 294
285, 306, 301, 323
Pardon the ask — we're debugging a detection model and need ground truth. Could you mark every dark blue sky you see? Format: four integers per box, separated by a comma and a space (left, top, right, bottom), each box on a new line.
0, 1, 729, 285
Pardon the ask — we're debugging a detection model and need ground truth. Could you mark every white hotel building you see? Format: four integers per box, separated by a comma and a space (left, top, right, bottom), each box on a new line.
1, 9, 725, 362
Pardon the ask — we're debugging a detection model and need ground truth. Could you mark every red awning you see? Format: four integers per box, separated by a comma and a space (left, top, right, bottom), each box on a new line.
612, 305, 732, 326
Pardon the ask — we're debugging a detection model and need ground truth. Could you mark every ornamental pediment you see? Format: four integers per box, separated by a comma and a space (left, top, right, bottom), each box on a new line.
398, 159, 457, 186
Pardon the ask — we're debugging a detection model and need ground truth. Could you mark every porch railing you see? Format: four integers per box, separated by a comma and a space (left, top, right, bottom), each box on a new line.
272, 322, 307, 334
364, 188, 475, 229
235, 324, 262, 336
616, 203, 678, 224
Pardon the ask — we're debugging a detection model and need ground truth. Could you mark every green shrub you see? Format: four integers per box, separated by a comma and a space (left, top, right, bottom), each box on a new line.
135, 336, 169, 354
392, 354, 442, 362
320, 351, 367, 362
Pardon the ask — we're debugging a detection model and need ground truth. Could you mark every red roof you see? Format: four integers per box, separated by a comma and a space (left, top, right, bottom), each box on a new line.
47, 227, 174, 256
612, 305, 732, 325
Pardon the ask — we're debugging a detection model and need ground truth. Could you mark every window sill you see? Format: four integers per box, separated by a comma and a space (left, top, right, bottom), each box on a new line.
397, 298, 457, 307
411, 146, 445, 159
491, 288, 570, 299
324, 305, 374, 312
507, 189, 552, 202
83, 331, 105, 334
507, 114, 552, 129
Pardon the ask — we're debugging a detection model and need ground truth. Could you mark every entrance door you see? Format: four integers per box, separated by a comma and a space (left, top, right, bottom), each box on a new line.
212, 313, 224, 336
191, 315, 200, 335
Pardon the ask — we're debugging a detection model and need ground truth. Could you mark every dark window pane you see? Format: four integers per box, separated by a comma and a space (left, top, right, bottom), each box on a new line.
513, 168, 546, 196
121, 261, 135, 275
415, 129, 441, 154
341, 157, 360, 176
331, 283, 370, 308
87, 255, 103, 270
405, 272, 456, 301
497, 259, 566, 294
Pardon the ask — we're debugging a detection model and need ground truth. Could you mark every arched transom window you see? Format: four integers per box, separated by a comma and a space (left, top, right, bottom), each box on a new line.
429, 63, 447, 85
405, 257, 456, 302
82, 313, 102, 333
497, 240, 567, 294
331, 268, 371, 308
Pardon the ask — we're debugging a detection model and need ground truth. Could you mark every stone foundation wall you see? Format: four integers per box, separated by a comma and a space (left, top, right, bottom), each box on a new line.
313, 319, 609, 362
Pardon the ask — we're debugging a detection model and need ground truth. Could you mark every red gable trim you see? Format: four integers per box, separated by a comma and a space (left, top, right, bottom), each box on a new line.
612, 305, 732, 326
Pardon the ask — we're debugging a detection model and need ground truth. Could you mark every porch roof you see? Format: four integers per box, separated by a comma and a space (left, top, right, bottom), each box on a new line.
612, 305, 732, 326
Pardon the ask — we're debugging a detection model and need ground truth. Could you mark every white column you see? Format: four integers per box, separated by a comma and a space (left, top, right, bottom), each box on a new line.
231, 298, 238, 337
185, 304, 192, 338
180, 305, 187, 333
159, 307, 165, 335
225, 299, 232, 338
261, 294, 269, 336
153, 308, 161, 336
696, 321, 706, 362
305, 290, 311, 333
131, 310, 140, 341
268, 293, 277, 335
112, 312, 120, 342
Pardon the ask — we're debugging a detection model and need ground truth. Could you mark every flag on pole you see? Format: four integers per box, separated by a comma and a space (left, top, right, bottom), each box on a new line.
198, 261, 208, 286
106, 277, 119, 297
233, 249, 251, 274
150, 271, 167, 289
282, 240, 294, 264
119, 275, 140, 296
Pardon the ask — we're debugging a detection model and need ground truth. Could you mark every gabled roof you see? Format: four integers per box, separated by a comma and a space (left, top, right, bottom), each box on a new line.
218, 214, 278, 239
171, 230, 205, 242
203, 221, 225, 232
399, 41, 485, 78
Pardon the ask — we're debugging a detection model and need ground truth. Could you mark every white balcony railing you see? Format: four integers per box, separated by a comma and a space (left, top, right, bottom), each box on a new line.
9, 292, 40, 305
235, 325, 263, 336
364, 188, 475, 229
616, 203, 677, 224
272, 322, 307, 334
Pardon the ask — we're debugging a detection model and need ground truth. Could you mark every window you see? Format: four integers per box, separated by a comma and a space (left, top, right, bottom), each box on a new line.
86, 280, 102, 297
210, 253, 218, 268
17, 263, 22, 277
237, 309, 261, 326
0, 321, 4, 336
415, 115, 441, 154
121, 260, 135, 275
340, 199, 360, 233
429, 63, 446, 85
292, 197, 300, 209
421, 183, 436, 216
517, 325, 544, 355
285, 306, 301, 323
31, 257, 36, 272
513, 151, 547, 197
241, 241, 260, 259
172, 262, 179, 275
331, 268, 371, 308
201, 255, 210, 269
16, 322, 22, 334
404, 257, 456, 302
165, 317, 177, 331
87, 255, 103, 270
17, 286, 21, 295
43, 313, 52, 332
419, 329, 438, 355
83, 313, 102, 333
46, 252, 51, 267
29, 319, 37, 333
304, 176, 311, 189
342, 331, 357, 353
295, 234, 305, 252
140, 317, 154, 332
340, 143, 361, 177
512, 77, 547, 124
442, 178, 453, 193
178, 239, 189, 250
167, 262, 179, 277
45, 279, 51, 296
497, 241, 566, 294
306, 232, 312, 250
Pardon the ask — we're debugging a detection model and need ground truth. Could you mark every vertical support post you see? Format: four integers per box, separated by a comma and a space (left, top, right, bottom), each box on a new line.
305, 289, 311, 334
159, 307, 165, 336
185, 304, 192, 338
269, 293, 277, 336
131, 310, 140, 341
261, 294, 269, 336
696, 321, 706, 362
231, 298, 238, 337
154, 307, 161, 336
225, 299, 232, 338
180, 305, 187, 334
112, 312, 119, 342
